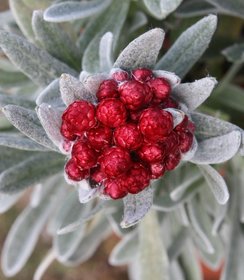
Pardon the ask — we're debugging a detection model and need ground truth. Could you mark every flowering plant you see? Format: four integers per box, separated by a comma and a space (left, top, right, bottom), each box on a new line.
0, 1, 244, 279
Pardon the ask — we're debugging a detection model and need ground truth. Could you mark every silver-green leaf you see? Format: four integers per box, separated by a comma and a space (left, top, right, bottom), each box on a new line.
198, 165, 229, 205
0, 30, 77, 86
156, 15, 217, 78
172, 77, 217, 111
114, 28, 165, 70
121, 186, 153, 228
44, 0, 111, 22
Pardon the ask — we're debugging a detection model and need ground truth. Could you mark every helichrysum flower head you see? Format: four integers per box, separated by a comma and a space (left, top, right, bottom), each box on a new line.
35, 26, 243, 227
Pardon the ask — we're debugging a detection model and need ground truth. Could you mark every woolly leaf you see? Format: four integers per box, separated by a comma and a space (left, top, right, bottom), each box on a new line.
1, 177, 61, 277
191, 112, 240, 140
0, 30, 77, 86
0, 152, 64, 193
99, 32, 113, 72
36, 79, 63, 107
164, 108, 185, 128
206, 0, 244, 19
63, 215, 110, 266
175, 0, 217, 18
153, 70, 181, 88
114, 28, 165, 70
32, 10, 81, 71
121, 187, 154, 228
60, 74, 95, 105
0, 132, 50, 152
77, 180, 98, 203
82, 73, 109, 96
54, 191, 92, 262
36, 103, 63, 150
0, 11, 14, 26
109, 232, 138, 266
2, 105, 57, 151
0, 192, 23, 213
57, 201, 106, 235
139, 210, 170, 280
198, 165, 229, 205
172, 77, 217, 111
156, 15, 217, 78
191, 131, 241, 164
222, 43, 244, 63
143, 0, 183, 19
168, 227, 189, 261
44, 0, 111, 22
9, 0, 35, 42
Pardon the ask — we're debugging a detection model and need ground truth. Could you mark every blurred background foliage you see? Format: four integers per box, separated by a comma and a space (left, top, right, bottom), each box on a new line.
0, 0, 243, 279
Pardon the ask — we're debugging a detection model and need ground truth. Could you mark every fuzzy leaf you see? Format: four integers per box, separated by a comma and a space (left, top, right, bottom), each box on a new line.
198, 165, 229, 205
36, 103, 63, 150
82, 73, 109, 96
222, 43, 244, 63
0, 132, 50, 152
168, 227, 189, 261
63, 215, 110, 266
121, 187, 153, 228
1, 177, 61, 277
114, 28, 165, 70
191, 112, 240, 140
164, 108, 185, 128
156, 15, 217, 78
143, 0, 183, 19
172, 77, 217, 111
44, 0, 111, 22
109, 231, 138, 266
153, 70, 181, 87
54, 191, 92, 262
190, 131, 241, 164
58, 201, 106, 235
0, 30, 77, 86
206, 0, 244, 19
139, 210, 170, 280
32, 10, 81, 71
9, 0, 35, 42
60, 74, 95, 105
0, 11, 14, 26
2, 105, 58, 151
78, 180, 98, 203
0, 192, 23, 213
99, 32, 114, 72
36, 79, 63, 107
0, 152, 64, 193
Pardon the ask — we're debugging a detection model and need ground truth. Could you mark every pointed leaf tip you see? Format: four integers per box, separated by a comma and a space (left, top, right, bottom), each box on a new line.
114, 28, 165, 70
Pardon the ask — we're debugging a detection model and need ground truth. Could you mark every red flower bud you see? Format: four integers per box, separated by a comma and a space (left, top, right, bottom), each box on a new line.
139, 108, 173, 142
72, 140, 98, 169
119, 80, 152, 110
65, 158, 89, 181
87, 124, 113, 151
132, 68, 153, 82
61, 101, 96, 140
150, 162, 165, 179
138, 143, 165, 163
96, 79, 119, 101
148, 77, 171, 103
104, 178, 128, 199
99, 146, 131, 177
114, 123, 143, 150
96, 98, 127, 128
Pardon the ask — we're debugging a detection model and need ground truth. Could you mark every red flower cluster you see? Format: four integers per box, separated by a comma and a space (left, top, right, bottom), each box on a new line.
61, 68, 195, 199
